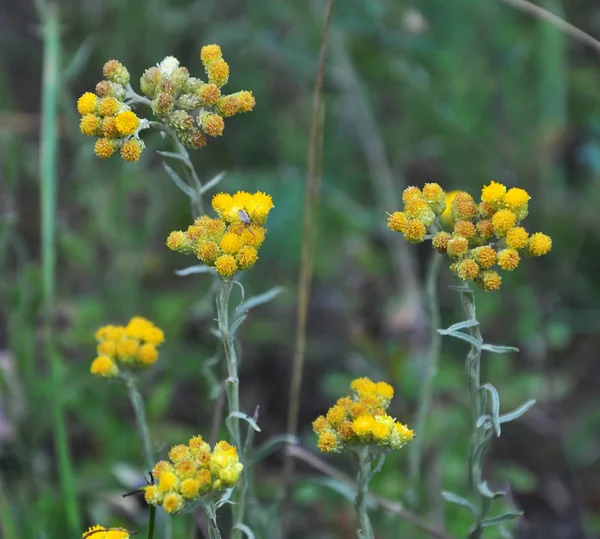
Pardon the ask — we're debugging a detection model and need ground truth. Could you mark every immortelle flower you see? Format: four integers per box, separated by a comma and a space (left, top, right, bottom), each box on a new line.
144, 435, 243, 514
167, 191, 274, 279
387, 182, 552, 291
91, 316, 165, 378
82, 525, 131, 539
313, 377, 414, 454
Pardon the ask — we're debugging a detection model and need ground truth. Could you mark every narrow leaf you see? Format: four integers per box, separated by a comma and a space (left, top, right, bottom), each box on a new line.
437, 329, 482, 349
476, 415, 492, 430
441, 491, 478, 515
175, 264, 215, 276
478, 480, 506, 499
201, 171, 226, 194
233, 280, 246, 307
233, 524, 255, 539
161, 162, 195, 197
214, 488, 235, 509
481, 344, 519, 354
228, 411, 261, 432
230, 311, 248, 340
499, 399, 536, 424
441, 319, 480, 333
157, 150, 186, 162
481, 511, 523, 527
63, 36, 95, 81
481, 383, 501, 436
238, 286, 285, 312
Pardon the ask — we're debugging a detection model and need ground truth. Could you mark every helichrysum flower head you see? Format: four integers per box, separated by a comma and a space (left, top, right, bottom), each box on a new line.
144, 435, 243, 513
387, 182, 551, 290
91, 317, 164, 377
167, 191, 273, 279
82, 525, 131, 539
313, 377, 413, 454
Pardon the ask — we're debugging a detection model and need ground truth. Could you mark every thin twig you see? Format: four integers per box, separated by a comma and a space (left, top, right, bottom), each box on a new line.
281, 0, 336, 532
286, 445, 456, 539
496, 0, 600, 54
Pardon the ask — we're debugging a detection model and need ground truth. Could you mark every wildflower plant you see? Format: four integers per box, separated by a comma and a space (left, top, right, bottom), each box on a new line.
144, 435, 243, 538
82, 526, 132, 539
313, 378, 414, 539
77, 45, 256, 215
387, 182, 548, 537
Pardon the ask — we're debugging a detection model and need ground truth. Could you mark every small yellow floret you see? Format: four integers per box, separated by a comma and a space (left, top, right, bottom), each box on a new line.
317, 431, 339, 453
137, 343, 158, 365
162, 492, 183, 514
77, 92, 98, 115
219, 233, 242, 255
453, 220, 476, 239
312, 415, 328, 434
215, 254, 238, 278
422, 182, 443, 200
237, 91, 256, 113
158, 471, 177, 493
387, 211, 406, 233
115, 111, 139, 135
212, 193, 234, 215
80, 114, 101, 136
402, 186, 422, 202
207, 59, 229, 87
200, 113, 225, 137
201, 44, 223, 65
498, 249, 520, 271
94, 138, 117, 159
402, 219, 426, 243
120, 139, 143, 162
199, 83, 221, 105
248, 191, 274, 224
97, 340, 117, 356
447, 236, 469, 258
481, 181, 506, 207
503, 187, 530, 210
180, 478, 200, 499
528, 233, 552, 256
375, 381, 394, 400
473, 246, 497, 269
98, 97, 119, 117
432, 231, 451, 253
352, 415, 375, 440
236, 245, 258, 270
326, 405, 346, 426
90, 356, 118, 377
476, 219, 494, 239
371, 421, 391, 442
505, 227, 529, 250
480, 270, 502, 291
492, 209, 517, 236
452, 192, 478, 221
456, 259, 480, 281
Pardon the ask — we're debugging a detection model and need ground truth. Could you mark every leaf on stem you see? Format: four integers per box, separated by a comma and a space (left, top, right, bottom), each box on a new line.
480, 383, 501, 436
481, 344, 519, 354
161, 161, 196, 198
227, 411, 261, 432
175, 264, 216, 276
498, 399, 536, 424
232, 524, 255, 539
237, 286, 285, 312
230, 311, 248, 340
247, 434, 299, 466
478, 480, 506, 499
441, 319, 480, 333
437, 329, 482, 349
441, 491, 478, 516
481, 511, 523, 527
201, 171, 227, 194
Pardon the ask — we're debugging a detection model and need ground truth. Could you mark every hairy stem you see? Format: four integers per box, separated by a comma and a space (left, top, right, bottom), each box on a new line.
205, 503, 223, 539
407, 252, 443, 505
355, 447, 375, 539
126, 376, 154, 471
457, 283, 485, 538
216, 280, 246, 539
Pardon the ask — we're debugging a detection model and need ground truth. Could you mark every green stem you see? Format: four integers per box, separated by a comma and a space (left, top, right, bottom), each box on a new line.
125, 376, 154, 471
205, 503, 223, 539
125, 376, 172, 539
216, 280, 246, 539
355, 447, 375, 539
457, 283, 485, 537
39, 2, 81, 533
147, 505, 156, 539
407, 252, 443, 505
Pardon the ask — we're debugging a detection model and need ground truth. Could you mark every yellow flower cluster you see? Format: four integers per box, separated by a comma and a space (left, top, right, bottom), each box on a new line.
139, 45, 255, 149
387, 182, 552, 291
144, 435, 243, 514
313, 377, 414, 454
91, 317, 165, 378
166, 191, 274, 279
82, 525, 129, 539
77, 60, 145, 162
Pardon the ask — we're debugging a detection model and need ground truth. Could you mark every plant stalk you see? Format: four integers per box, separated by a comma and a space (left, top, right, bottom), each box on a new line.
457, 283, 485, 538
216, 280, 246, 539
205, 503, 223, 539
355, 447, 375, 539
39, 2, 81, 533
407, 252, 443, 504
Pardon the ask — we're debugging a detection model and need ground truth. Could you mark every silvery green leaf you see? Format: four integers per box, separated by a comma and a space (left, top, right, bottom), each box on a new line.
478, 480, 506, 499
441, 319, 480, 333
441, 491, 478, 515
437, 329, 482, 349
201, 171, 226, 194
161, 161, 195, 197
481, 344, 519, 354
233, 524, 255, 539
176, 264, 215, 276
311, 477, 368, 506
476, 414, 493, 429
215, 488, 235, 509
481, 511, 523, 527
157, 150, 186, 162
238, 286, 285, 312
228, 411, 261, 432
248, 434, 299, 466
233, 280, 245, 307
499, 399, 536, 424
481, 383, 501, 436
64, 36, 95, 81
230, 311, 248, 340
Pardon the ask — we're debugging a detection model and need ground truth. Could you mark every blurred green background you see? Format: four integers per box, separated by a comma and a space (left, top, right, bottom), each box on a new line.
1, 0, 600, 538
